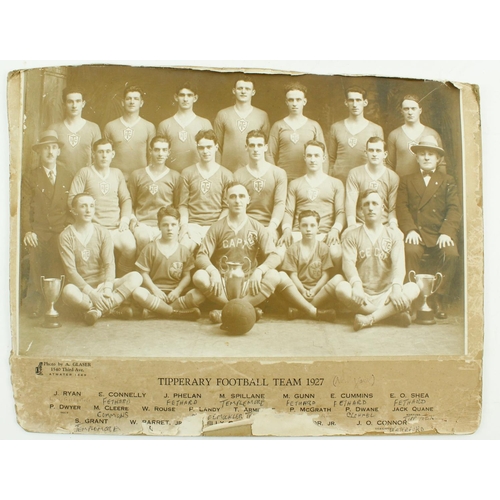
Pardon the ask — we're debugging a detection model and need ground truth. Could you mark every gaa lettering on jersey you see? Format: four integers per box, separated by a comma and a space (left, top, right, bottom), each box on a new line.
359, 246, 390, 260
408, 140, 418, 154
307, 188, 319, 201
253, 178, 265, 193
247, 231, 258, 247
99, 182, 110, 195
237, 119, 248, 132
348, 137, 357, 148
381, 238, 392, 253
81, 249, 90, 262
310, 260, 322, 280
200, 179, 211, 194
123, 127, 134, 142
149, 183, 159, 195
68, 134, 79, 148
178, 130, 188, 142
169, 261, 183, 281
369, 181, 379, 190
290, 132, 300, 144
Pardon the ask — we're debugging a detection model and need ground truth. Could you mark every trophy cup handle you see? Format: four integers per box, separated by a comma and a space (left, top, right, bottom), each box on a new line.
243, 257, 252, 275
432, 272, 443, 295
408, 270, 416, 283
57, 275, 66, 302
219, 255, 228, 273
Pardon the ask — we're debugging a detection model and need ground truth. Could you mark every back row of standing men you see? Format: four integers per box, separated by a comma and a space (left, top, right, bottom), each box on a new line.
50, 79, 446, 182
21, 77, 460, 326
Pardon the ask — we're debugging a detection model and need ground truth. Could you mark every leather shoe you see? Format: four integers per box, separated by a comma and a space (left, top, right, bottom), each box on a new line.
316, 309, 337, 323
172, 308, 201, 321
286, 307, 302, 320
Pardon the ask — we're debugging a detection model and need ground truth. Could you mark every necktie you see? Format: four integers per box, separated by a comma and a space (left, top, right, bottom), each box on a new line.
48, 170, 55, 185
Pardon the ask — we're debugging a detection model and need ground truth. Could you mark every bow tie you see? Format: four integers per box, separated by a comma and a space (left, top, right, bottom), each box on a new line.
421, 170, 435, 178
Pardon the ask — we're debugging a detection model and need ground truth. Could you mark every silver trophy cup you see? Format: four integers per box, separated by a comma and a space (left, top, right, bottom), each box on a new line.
220, 256, 252, 300
408, 271, 443, 325
40, 275, 65, 328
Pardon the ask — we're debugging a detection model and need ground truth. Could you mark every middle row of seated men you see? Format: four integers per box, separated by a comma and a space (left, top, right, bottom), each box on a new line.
27, 126, 461, 330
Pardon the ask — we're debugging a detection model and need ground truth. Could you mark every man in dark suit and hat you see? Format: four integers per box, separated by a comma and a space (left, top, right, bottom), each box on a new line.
21, 130, 73, 317
396, 136, 461, 319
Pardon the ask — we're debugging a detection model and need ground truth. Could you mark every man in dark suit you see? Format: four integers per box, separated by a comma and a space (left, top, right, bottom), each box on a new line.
21, 130, 74, 317
396, 136, 461, 319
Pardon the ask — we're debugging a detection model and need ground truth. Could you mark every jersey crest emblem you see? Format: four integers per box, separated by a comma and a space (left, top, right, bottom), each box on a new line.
369, 181, 379, 190
201, 179, 211, 194
408, 140, 418, 154
169, 261, 183, 281
68, 134, 79, 148
81, 249, 90, 262
307, 188, 319, 201
237, 119, 248, 132
253, 178, 264, 193
348, 137, 357, 148
178, 130, 188, 142
123, 127, 134, 142
290, 132, 300, 144
310, 260, 322, 280
100, 182, 110, 195
381, 238, 392, 253
247, 231, 258, 247
149, 183, 158, 195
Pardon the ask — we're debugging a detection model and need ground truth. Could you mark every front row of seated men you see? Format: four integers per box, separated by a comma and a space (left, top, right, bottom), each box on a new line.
22, 129, 461, 330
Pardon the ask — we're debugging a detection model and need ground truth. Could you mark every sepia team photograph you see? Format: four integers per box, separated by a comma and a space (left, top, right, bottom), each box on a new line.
11, 64, 470, 361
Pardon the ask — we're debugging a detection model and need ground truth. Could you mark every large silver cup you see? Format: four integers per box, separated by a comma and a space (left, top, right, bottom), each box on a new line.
408, 271, 443, 325
40, 275, 65, 328
220, 256, 252, 300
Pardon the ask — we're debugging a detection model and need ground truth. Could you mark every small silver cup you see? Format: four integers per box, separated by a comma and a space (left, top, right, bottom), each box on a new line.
408, 271, 443, 325
40, 275, 65, 328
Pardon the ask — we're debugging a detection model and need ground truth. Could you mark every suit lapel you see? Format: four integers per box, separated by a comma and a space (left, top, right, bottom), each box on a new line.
410, 173, 426, 199
35, 168, 55, 199
419, 172, 444, 209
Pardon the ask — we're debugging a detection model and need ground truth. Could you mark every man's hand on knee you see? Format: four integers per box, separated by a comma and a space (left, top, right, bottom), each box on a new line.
437, 234, 454, 248
405, 230, 422, 245
248, 268, 263, 296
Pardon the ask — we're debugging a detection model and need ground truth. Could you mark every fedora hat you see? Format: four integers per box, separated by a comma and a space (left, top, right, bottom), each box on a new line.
410, 136, 445, 156
32, 130, 64, 151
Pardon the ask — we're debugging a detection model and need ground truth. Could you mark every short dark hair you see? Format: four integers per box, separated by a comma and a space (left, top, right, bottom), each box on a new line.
401, 94, 421, 107
345, 86, 367, 100
366, 136, 386, 151
157, 206, 180, 224
285, 83, 307, 97
71, 192, 95, 209
62, 87, 85, 102
234, 75, 256, 88
149, 135, 170, 149
175, 81, 198, 96
224, 181, 249, 198
298, 210, 320, 225
195, 129, 218, 145
358, 188, 383, 210
92, 138, 114, 152
123, 85, 144, 99
246, 129, 268, 145
304, 140, 326, 154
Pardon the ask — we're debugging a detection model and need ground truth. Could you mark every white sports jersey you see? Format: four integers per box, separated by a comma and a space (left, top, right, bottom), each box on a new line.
345, 165, 399, 225
69, 166, 131, 229
214, 106, 270, 172
59, 223, 115, 290
104, 117, 156, 178
342, 224, 405, 295
286, 175, 345, 233
157, 115, 212, 172
128, 167, 185, 226
180, 164, 233, 225
233, 164, 287, 227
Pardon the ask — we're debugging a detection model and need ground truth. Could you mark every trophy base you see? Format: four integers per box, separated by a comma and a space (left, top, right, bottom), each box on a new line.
41, 316, 62, 328
415, 310, 436, 325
